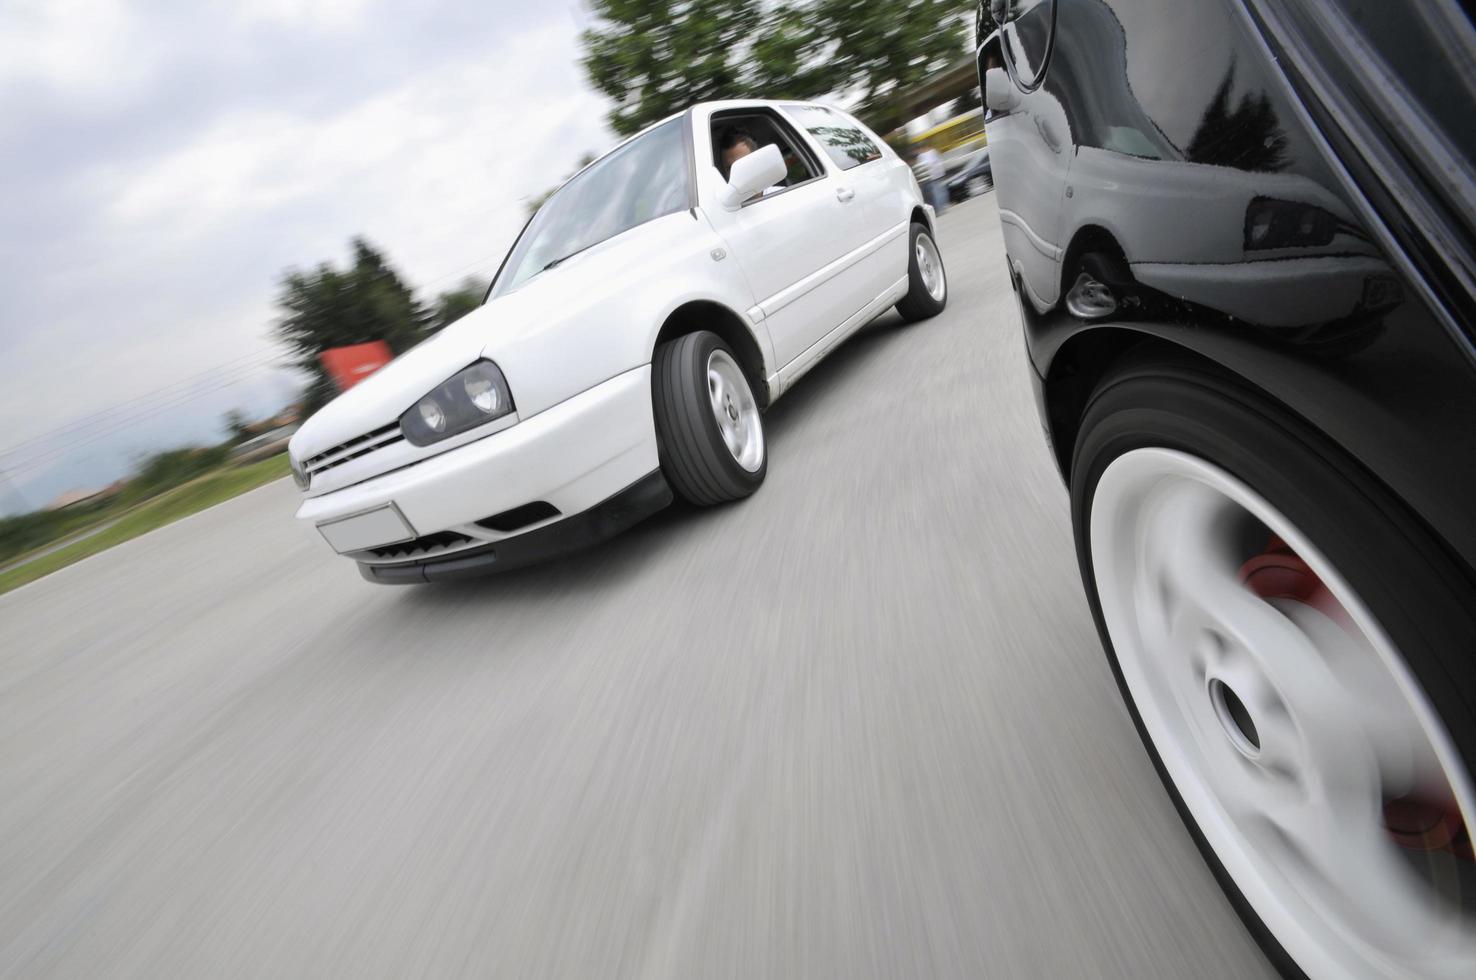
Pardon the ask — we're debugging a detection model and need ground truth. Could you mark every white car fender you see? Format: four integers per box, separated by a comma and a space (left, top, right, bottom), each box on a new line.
476, 211, 770, 423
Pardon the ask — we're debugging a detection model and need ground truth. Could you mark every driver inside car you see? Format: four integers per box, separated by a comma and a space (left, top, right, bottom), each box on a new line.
717, 127, 786, 200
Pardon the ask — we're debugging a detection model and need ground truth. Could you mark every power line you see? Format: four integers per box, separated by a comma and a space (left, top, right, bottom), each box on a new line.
4, 359, 290, 479
0, 348, 287, 462
4, 239, 508, 487
0, 469, 29, 517
1, 359, 282, 474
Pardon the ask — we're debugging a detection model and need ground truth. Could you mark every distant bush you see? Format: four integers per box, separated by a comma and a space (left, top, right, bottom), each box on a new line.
122, 446, 230, 503
0, 502, 110, 565
0, 443, 233, 565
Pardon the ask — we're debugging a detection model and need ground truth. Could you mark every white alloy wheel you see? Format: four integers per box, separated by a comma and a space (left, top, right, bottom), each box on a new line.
706, 348, 763, 473
1091, 447, 1476, 978
916, 233, 947, 303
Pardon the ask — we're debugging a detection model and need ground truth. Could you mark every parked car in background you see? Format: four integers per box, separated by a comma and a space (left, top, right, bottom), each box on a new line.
945, 146, 992, 203
288, 100, 945, 583
980, 1, 1476, 977
229, 425, 298, 464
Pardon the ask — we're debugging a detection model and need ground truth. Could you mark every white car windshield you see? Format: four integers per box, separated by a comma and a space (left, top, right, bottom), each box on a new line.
491, 118, 690, 298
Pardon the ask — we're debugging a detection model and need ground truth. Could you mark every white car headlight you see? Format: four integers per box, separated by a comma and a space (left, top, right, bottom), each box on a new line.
289, 451, 309, 490
400, 360, 515, 446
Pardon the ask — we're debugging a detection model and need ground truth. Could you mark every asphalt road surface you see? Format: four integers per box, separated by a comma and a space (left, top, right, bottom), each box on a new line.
0, 195, 1276, 979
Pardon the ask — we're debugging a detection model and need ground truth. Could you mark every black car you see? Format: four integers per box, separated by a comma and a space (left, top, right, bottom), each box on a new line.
979, 1, 1476, 976
945, 146, 993, 203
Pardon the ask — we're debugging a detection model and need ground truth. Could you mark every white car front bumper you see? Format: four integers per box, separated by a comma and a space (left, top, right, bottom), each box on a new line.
296, 365, 665, 582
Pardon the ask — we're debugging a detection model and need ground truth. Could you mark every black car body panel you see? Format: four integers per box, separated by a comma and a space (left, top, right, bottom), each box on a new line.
978, 0, 1476, 580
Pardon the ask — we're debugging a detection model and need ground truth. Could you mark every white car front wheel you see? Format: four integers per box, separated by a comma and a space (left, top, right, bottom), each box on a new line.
653, 331, 766, 506
896, 222, 947, 322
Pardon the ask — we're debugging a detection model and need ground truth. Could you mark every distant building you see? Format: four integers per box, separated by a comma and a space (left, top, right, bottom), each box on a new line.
44, 485, 118, 511
272, 404, 303, 427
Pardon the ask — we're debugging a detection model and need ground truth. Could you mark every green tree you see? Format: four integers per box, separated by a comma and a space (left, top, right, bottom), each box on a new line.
274, 238, 430, 412
806, 0, 974, 128
126, 445, 230, 501
582, 1, 765, 137
580, 0, 974, 137
430, 277, 490, 332
221, 409, 252, 446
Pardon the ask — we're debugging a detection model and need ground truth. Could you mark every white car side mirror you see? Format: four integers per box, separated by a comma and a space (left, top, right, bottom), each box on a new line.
720, 143, 788, 210
985, 66, 1020, 114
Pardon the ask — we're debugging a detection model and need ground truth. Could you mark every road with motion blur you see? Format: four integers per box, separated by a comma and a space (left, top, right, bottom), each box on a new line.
0, 195, 1275, 979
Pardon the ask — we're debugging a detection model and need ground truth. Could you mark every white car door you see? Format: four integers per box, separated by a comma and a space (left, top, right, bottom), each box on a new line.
699, 107, 874, 375
781, 104, 900, 253
781, 104, 909, 315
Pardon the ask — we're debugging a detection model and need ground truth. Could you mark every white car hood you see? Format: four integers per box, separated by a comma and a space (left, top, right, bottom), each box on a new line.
290, 210, 727, 464
294, 279, 574, 454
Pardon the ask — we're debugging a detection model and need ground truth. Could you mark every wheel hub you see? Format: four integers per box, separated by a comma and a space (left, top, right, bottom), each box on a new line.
705, 349, 764, 473
1209, 677, 1261, 757
915, 234, 946, 302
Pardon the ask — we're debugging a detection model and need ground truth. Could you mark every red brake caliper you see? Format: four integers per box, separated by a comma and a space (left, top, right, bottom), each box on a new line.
1237, 536, 1473, 861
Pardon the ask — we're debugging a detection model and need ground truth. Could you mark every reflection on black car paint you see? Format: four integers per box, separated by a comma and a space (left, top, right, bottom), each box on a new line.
982, 0, 1476, 599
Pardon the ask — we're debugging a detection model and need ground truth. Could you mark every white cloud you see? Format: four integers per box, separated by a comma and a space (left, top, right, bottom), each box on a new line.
0, 0, 164, 101
0, 1, 613, 505
108, 23, 609, 283
233, 0, 377, 32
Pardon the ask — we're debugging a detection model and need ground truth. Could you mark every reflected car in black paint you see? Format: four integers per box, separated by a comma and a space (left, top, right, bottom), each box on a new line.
979, 1, 1476, 976
945, 146, 993, 203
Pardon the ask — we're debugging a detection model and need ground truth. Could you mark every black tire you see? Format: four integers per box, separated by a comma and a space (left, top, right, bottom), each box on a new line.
1070, 349, 1476, 979
652, 330, 767, 506
895, 221, 948, 322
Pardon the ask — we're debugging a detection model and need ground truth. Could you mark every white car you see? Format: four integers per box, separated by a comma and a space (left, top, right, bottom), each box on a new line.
288, 99, 947, 583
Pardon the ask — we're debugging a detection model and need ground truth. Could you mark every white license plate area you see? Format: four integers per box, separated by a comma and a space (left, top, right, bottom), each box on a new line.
317, 504, 414, 554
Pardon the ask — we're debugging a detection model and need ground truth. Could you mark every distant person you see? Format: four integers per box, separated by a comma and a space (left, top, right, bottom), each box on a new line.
916, 146, 948, 214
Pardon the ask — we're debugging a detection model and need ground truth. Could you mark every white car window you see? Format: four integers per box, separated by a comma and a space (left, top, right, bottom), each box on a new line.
783, 105, 883, 172
493, 119, 690, 297
710, 112, 822, 189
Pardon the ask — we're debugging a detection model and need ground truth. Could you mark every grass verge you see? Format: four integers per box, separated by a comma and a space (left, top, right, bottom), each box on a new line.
0, 454, 291, 596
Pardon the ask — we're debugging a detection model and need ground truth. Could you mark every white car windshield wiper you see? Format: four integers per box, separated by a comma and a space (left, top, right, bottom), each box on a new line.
539, 241, 597, 274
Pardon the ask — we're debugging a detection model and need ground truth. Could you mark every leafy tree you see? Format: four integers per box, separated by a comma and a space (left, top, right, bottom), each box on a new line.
125, 446, 230, 502
1186, 63, 1288, 172
274, 238, 431, 412
430, 277, 490, 332
582, 0, 974, 137
805, 0, 975, 129
221, 409, 253, 445
582, 1, 766, 137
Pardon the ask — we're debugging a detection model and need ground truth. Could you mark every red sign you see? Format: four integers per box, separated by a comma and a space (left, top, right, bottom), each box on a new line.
320, 341, 394, 392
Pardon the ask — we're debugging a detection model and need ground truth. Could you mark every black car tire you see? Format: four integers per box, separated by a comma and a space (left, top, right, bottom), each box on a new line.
652, 330, 766, 506
1070, 349, 1476, 980
896, 221, 948, 322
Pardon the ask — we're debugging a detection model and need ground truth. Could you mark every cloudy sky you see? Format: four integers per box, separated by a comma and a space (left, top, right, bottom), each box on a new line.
0, 0, 613, 512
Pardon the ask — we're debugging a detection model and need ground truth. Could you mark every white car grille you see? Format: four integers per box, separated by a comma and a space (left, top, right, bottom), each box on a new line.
304, 421, 404, 478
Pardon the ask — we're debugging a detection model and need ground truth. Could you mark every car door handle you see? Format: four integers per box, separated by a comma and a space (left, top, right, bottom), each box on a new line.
836, 187, 855, 203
